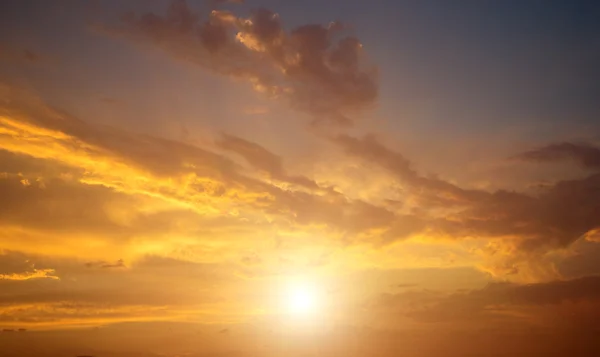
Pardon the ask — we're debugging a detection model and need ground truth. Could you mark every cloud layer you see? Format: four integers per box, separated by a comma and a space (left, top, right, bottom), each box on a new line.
1, 4, 600, 352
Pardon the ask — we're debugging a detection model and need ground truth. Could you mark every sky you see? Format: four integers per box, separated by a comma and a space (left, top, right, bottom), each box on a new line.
1, 0, 600, 356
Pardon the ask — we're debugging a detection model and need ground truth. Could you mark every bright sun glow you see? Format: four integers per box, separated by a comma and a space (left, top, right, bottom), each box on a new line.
285, 282, 320, 316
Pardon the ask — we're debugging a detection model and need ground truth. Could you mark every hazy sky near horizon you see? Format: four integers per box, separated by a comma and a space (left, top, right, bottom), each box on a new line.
1, 1, 600, 356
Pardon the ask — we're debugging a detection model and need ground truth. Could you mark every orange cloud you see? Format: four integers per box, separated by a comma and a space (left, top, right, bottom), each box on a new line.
4, 81, 600, 286
0, 269, 58, 281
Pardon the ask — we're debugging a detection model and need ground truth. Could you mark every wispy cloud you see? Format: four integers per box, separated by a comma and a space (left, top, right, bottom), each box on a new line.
513, 142, 600, 170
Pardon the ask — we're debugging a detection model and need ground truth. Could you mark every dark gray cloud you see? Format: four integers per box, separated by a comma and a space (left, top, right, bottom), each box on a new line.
85, 259, 126, 269
514, 142, 600, 170
450, 173, 600, 251
100, 0, 378, 126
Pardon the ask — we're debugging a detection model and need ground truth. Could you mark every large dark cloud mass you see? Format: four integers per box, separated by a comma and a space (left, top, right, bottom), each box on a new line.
100, 0, 378, 126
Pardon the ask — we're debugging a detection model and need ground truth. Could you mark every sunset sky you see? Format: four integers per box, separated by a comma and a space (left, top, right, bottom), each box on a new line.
1, 1, 600, 356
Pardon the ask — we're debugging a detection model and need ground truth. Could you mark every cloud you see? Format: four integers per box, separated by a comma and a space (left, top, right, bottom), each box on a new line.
364, 275, 600, 339
0, 172, 137, 239
329, 133, 600, 281
393, 283, 419, 289
0, 269, 58, 281
98, 0, 378, 126
0, 82, 276, 220
5, 80, 597, 283
0, 251, 239, 322
0, 44, 44, 64
332, 134, 489, 206
454, 173, 600, 251
216, 133, 321, 190
1, 81, 422, 248
2, 54, 600, 333
0, 250, 59, 281
4, 78, 599, 286
405, 275, 600, 325
85, 259, 126, 269
584, 228, 600, 242
514, 142, 600, 170
4, 2, 600, 347
333, 133, 600, 249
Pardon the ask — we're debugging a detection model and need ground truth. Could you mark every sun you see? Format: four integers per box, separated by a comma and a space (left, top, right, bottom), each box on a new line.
285, 281, 321, 316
